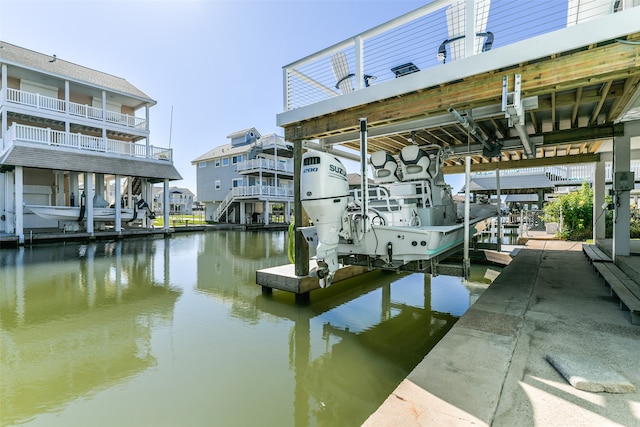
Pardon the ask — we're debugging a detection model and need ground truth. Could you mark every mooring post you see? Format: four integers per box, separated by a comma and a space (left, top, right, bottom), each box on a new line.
496, 167, 502, 252
464, 155, 471, 280
293, 138, 309, 277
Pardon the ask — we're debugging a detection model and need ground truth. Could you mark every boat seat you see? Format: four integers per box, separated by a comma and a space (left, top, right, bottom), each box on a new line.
399, 145, 431, 181
370, 151, 400, 184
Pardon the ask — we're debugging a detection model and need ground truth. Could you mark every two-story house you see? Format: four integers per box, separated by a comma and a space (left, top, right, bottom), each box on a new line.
153, 186, 195, 215
0, 41, 182, 243
192, 128, 293, 225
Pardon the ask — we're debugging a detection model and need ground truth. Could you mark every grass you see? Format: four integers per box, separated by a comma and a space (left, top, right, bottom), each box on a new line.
153, 213, 207, 227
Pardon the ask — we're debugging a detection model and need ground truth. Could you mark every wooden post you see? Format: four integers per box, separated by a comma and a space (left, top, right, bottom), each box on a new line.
293, 138, 309, 277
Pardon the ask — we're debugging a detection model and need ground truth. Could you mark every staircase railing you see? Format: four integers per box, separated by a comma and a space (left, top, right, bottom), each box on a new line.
213, 190, 235, 222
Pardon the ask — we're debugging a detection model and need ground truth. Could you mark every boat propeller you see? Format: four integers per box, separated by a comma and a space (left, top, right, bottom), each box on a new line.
309, 260, 334, 288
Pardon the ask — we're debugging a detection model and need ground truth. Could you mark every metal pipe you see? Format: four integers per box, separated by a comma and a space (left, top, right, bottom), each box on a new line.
448, 107, 492, 150
464, 155, 471, 280
360, 118, 368, 230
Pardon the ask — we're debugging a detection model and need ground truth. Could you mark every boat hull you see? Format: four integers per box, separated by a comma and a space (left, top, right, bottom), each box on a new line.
300, 212, 492, 265
26, 205, 136, 221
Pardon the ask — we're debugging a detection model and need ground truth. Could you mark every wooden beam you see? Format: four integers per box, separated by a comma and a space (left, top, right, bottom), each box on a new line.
608, 76, 640, 122
443, 153, 601, 174
590, 80, 612, 125
572, 87, 583, 127
542, 123, 624, 145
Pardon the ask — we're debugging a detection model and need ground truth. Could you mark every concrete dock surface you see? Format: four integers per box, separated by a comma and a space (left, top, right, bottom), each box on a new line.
364, 240, 640, 426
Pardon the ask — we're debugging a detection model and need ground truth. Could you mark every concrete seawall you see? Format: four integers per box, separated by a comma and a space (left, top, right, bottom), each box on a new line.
364, 240, 640, 426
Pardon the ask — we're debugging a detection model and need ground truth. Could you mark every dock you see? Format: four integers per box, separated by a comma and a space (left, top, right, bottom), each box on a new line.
364, 239, 640, 426
256, 261, 370, 302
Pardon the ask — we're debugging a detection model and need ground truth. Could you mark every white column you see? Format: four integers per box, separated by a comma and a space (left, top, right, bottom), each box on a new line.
54, 171, 64, 206
1, 64, 7, 145
240, 201, 246, 225
263, 201, 269, 225
95, 173, 105, 202
69, 172, 79, 207
465, 0, 475, 59
163, 179, 170, 231
127, 177, 133, 208
115, 174, 122, 233
65, 81, 70, 144
95, 173, 105, 231
285, 201, 291, 223
4, 170, 15, 234
15, 166, 24, 245
85, 172, 94, 234
593, 160, 606, 242
612, 125, 632, 259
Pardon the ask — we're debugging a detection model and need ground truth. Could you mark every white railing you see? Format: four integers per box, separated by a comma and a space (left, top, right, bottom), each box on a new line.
213, 186, 294, 222
232, 185, 294, 198
236, 158, 294, 174
6, 88, 147, 129
2, 123, 172, 161
472, 161, 640, 184
283, 0, 637, 110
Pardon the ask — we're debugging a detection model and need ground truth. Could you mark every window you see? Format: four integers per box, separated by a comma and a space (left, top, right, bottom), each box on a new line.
199, 162, 207, 168
232, 178, 243, 188
222, 157, 229, 167
232, 154, 242, 164
214, 159, 220, 167
215, 180, 221, 190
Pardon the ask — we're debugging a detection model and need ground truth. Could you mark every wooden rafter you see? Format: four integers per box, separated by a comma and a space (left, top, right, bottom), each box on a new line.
590, 80, 613, 125
572, 86, 583, 127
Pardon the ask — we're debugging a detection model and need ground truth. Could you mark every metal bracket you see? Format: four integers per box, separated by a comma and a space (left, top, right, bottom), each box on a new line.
502, 74, 534, 158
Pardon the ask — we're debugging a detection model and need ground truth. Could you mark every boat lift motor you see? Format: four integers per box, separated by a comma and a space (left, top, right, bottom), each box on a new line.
300, 150, 350, 287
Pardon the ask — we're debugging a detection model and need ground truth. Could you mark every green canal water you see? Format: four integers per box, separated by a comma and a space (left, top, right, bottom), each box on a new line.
0, 231, 499, 427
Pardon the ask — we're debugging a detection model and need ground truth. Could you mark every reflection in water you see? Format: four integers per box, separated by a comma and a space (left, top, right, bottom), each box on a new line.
0, 232, 500, 427
0, 240, 181, 427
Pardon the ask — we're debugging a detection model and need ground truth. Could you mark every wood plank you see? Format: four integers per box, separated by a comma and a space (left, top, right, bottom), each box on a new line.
594, 262, 640, 325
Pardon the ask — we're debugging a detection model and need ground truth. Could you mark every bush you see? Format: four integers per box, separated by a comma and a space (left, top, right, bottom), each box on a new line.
544, 182, 593, 241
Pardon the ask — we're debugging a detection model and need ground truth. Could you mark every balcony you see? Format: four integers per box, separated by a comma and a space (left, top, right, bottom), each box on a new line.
2, 123, 171, 161
281, 0, 637, 112
236, 158, 294, 175
277, 0, 640, 171
232, 185, 294, 199
6, 88, 147, 129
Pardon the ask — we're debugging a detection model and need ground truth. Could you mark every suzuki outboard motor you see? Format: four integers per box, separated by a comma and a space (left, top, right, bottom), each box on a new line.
300, 150, 349, 287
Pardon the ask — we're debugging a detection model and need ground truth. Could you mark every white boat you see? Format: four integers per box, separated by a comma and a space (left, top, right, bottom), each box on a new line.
299, 144, 495, 287
26, 205, 137, 222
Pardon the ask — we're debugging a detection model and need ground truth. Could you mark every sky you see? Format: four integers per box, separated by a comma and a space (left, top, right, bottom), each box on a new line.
1, 0, 448, 196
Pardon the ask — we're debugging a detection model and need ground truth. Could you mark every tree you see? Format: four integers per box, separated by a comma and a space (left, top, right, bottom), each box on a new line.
544, 182, 593, 240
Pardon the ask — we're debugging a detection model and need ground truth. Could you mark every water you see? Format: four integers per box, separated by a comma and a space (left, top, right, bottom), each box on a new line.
0, 231, 499, 427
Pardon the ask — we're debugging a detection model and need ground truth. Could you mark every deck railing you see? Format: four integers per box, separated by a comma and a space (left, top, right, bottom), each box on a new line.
6, 88, 147, 129
283, 0, 636, 111
236, 158, 294, 174
2, 123, 171, 161
213, 186, 294, 222
472, 161, 640, 185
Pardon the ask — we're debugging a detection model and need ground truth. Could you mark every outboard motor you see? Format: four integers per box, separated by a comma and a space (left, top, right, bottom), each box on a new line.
301, 150, 349, 287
